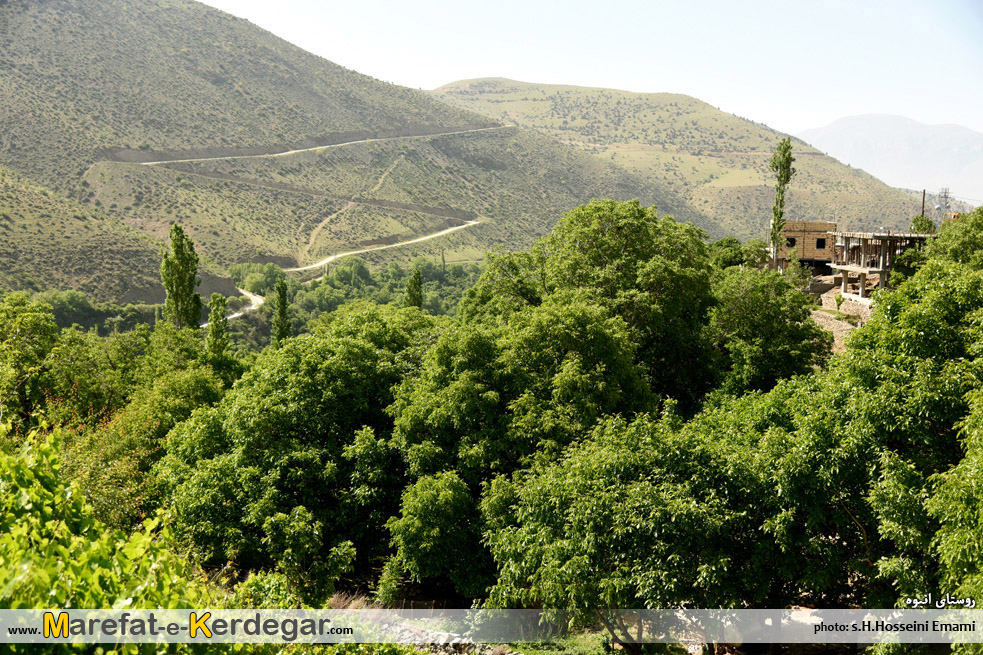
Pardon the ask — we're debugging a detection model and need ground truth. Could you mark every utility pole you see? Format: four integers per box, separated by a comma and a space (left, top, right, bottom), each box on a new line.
921, 189, 926, 217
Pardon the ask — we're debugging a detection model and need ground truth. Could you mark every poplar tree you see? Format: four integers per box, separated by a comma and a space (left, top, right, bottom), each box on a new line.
271, 275, 290, 347
160, 223, 201, 328
205, 293, 229, 357
768, 138, 797, 269
404, 268, 423, 308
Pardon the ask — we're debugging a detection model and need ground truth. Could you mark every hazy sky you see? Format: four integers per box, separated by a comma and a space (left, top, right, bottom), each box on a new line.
197, 0, 982, 136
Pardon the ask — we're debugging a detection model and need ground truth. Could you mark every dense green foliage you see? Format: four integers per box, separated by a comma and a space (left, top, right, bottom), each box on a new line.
707, 236, 768, 269
35, 289, 158, 334
380, 293, 654, 598
707, 266, 831, 394
926, 206, 983, 269
0, 292, 59, 429
157, 302, 442, 603
0, 427, 216, 610
8, 196, 983, 655
483, 253, 983, 639
911, 214, 937, 234
64, 362, 225, 530
483, 410, 772, 621
462, 199, 743, 412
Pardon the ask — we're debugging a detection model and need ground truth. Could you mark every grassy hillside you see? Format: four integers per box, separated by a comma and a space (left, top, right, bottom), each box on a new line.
0, 0, 496, 190
434, 78, 926, 239
0, 167, 162, 302
82, 126, 717, 271
0, 166, 235, 302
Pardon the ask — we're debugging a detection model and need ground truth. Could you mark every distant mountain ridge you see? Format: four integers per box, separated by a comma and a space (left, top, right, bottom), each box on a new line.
799, 115, 983, 204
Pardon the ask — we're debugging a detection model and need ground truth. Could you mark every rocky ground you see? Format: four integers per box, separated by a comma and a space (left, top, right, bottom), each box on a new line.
811, 309, 856, 353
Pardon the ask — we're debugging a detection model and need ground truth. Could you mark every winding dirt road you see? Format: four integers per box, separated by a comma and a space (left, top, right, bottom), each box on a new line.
210, 220, 480, 322
200, 287, 265, 327
287, 219, 481, 273
144, 126, 496, 324
141, 126, 510, 167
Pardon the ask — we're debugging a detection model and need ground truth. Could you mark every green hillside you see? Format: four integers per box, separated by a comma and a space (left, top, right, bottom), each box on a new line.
0, 166, 162, 302
0, 166, 235, 302
0, 0, 725, 300
434, 78, 925, 239
0, 0, 495, 190
82, 126, 713, 273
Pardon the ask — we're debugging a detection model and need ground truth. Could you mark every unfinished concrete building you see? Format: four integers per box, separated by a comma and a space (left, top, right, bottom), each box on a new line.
829, 230, 934, 300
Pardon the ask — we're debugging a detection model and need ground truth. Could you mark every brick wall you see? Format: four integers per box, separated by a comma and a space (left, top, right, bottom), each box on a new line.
780, 221, 836, 260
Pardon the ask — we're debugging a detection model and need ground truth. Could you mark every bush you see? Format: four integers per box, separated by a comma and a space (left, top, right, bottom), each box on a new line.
0, 426, 217, 610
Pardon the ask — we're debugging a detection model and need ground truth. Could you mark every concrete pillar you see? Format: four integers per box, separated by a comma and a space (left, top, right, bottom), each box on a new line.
841, 271, 849, 294
859, 272, 867, 298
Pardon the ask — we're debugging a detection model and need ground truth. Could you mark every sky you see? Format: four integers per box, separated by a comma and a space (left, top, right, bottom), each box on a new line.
198, 0, 982, 137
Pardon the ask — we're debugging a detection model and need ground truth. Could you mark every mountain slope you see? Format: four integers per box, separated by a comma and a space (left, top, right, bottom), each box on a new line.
434, 78, 929, 239
0, 166, 235, 302
0, 0, 496, 190
799, 115, 983, 204
0, 0, 725, 301
0, 166, 159, 302
82, 125, 715, 270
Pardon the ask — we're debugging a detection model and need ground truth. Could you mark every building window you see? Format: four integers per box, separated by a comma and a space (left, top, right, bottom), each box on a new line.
786, 237, 797, 248
816, 238, 826, 250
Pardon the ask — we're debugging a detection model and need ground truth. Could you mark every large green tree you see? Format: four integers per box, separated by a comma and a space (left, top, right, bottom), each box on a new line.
925, 206, 983, 268
461, 199, 715, 412
911, 214, 936, 234
768, 138, 797, 269
0, 292, 58, 428
158, 302, 441, 603
381, 294, 653, 599
160, 223, 202, 329
483, 411, 775, 649
707, 267, 831, 394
